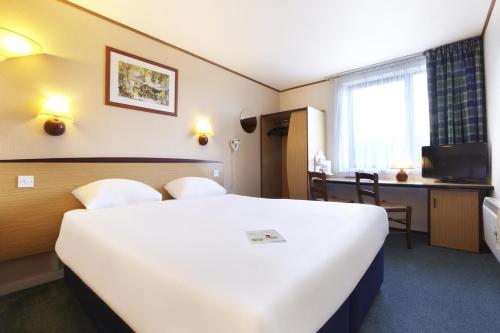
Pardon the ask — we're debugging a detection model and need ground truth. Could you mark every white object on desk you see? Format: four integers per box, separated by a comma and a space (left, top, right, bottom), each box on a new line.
314, 151, 326, 168
314, 151, 332, 174
324, 160, 332, 174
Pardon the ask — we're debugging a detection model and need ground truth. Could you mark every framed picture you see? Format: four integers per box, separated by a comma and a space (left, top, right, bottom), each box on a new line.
105, 46, 178, 116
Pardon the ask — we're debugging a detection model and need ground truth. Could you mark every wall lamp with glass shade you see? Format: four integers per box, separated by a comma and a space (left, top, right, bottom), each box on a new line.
195, 118, 214, 146
38, 96, 74, 136
0, 27, 43, 61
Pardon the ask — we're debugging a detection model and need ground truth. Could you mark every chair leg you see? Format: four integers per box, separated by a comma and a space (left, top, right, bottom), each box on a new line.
406, 206, 412, 249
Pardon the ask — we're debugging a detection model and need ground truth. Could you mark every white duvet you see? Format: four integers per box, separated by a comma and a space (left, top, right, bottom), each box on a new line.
55, 194, 388, 333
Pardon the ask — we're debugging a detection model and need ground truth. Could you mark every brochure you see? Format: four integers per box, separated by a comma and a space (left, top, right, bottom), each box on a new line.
246, 229, 286, 244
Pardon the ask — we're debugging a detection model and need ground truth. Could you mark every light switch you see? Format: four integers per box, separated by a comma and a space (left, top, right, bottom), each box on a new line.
18, 176, 35, 188
213, 168, 220, 177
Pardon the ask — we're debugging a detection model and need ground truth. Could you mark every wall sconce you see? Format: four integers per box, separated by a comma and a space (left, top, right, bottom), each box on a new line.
38, 96, 74, 136
0, 27, 42, 61
195, 118, 214, 146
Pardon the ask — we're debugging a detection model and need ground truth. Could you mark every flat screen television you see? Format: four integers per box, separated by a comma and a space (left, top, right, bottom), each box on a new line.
421, 143, 489, 183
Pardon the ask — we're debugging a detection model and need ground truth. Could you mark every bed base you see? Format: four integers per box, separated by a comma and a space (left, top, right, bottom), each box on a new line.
64, 248, 383, 333
319, 248, 384, 333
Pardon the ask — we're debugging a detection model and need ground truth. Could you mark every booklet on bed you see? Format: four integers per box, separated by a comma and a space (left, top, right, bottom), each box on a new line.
246, 229, 286, 244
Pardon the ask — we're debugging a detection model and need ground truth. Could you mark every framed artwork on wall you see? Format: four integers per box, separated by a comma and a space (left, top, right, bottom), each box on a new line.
105, 46, 178, 116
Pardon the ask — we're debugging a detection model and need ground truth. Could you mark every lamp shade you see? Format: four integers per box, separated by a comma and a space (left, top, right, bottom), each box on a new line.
195, 118, 214, 136
389, 156, 414, 169
0, 27, 42, 59
38, 96, 74, 122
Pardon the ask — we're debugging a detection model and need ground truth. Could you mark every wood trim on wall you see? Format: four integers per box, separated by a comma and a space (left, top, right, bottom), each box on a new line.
483, 0, 497, 36
57, 0, 280, 92
0, 157, 221, 163
279, 79, 328, 93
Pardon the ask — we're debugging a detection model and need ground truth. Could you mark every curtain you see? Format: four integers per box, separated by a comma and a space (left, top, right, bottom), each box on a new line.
332, 56, 429, 174
425, 36, 486, 145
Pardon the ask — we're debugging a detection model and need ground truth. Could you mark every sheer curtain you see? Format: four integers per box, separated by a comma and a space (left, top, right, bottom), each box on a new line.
332, 56, 429, 175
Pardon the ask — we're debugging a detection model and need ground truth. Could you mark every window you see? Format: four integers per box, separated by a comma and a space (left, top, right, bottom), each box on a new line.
333, 56, 429, 173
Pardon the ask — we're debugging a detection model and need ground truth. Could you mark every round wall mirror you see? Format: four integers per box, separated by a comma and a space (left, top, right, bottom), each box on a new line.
240, 109, 257, 134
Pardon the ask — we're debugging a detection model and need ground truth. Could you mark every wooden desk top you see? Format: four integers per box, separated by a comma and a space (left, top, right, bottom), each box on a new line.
325, 176, 494, 191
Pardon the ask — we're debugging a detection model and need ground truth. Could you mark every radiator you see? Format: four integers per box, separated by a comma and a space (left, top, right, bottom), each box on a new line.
482, 197, 500, 264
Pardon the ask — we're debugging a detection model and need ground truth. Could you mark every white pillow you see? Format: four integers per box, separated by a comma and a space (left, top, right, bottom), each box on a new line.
73, 178, 162, 210
165, 177, 227, 199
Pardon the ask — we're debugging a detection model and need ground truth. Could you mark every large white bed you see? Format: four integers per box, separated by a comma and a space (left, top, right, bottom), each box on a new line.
55, 194, 388, 333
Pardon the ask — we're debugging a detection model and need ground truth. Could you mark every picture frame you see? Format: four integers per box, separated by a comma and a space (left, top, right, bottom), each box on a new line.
105, 46, 178, 116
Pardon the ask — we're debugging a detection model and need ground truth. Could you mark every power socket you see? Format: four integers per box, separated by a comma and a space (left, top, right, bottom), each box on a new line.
230, 139, 240, 152
18, 176, 35, 188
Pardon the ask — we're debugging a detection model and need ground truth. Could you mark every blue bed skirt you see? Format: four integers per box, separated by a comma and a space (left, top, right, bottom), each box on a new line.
64, 248, 383, 333
319, 248, 384, 333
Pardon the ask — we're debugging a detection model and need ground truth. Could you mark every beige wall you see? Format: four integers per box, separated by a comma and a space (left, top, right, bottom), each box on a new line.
0, 0, 279, 197
280, 81, 332, 111
485, 3, 500, 197
279, 81, 336, 167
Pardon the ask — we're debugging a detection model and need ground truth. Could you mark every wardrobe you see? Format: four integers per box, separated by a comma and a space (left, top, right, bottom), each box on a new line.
261, 106, 325, 199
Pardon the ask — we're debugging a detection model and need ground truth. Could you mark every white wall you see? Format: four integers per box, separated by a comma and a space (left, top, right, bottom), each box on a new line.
279, 82, 429, 232
485, 3, 500, 197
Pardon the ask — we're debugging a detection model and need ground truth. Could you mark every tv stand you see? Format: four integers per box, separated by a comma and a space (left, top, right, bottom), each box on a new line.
435, 178, 487, 185
435, 178, 468, 184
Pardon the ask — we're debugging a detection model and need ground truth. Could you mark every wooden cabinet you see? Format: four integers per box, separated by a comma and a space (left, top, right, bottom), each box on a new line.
261, 107, 325, 200
287, 111, 308, 199
430, 190, 479, 252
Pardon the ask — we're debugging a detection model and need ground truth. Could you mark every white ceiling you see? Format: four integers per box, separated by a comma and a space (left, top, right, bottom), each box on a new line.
68, 0, 491, 91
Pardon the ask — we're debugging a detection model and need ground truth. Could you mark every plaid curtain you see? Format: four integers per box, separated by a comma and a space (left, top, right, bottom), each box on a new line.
425, 37, 486, 145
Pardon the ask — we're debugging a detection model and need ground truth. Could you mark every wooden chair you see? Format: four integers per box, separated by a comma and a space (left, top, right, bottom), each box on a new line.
307, 171, 353, 203
355, 172, 413, 249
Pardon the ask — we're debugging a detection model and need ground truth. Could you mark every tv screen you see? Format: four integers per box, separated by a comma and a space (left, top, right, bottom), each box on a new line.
422, 143, 488, 183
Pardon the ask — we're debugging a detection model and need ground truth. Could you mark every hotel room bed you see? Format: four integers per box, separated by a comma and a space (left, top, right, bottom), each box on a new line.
55, 194, 388, 333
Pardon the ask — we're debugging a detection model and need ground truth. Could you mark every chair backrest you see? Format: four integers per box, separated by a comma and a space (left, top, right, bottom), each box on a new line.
307, 171, 328, 201
355, 172, 381, 206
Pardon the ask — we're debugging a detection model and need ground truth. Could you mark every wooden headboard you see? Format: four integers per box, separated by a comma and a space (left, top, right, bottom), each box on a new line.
0, 158, 223, 262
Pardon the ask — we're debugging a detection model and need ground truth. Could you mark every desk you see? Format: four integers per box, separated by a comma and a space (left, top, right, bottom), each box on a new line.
325, 177, 494, 252
326, 177, 493, 190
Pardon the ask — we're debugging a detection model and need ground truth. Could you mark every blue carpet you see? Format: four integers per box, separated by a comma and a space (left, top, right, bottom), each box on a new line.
0, 277, 95, 333
359, 234, 500, 333
1, 234, 499, 332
